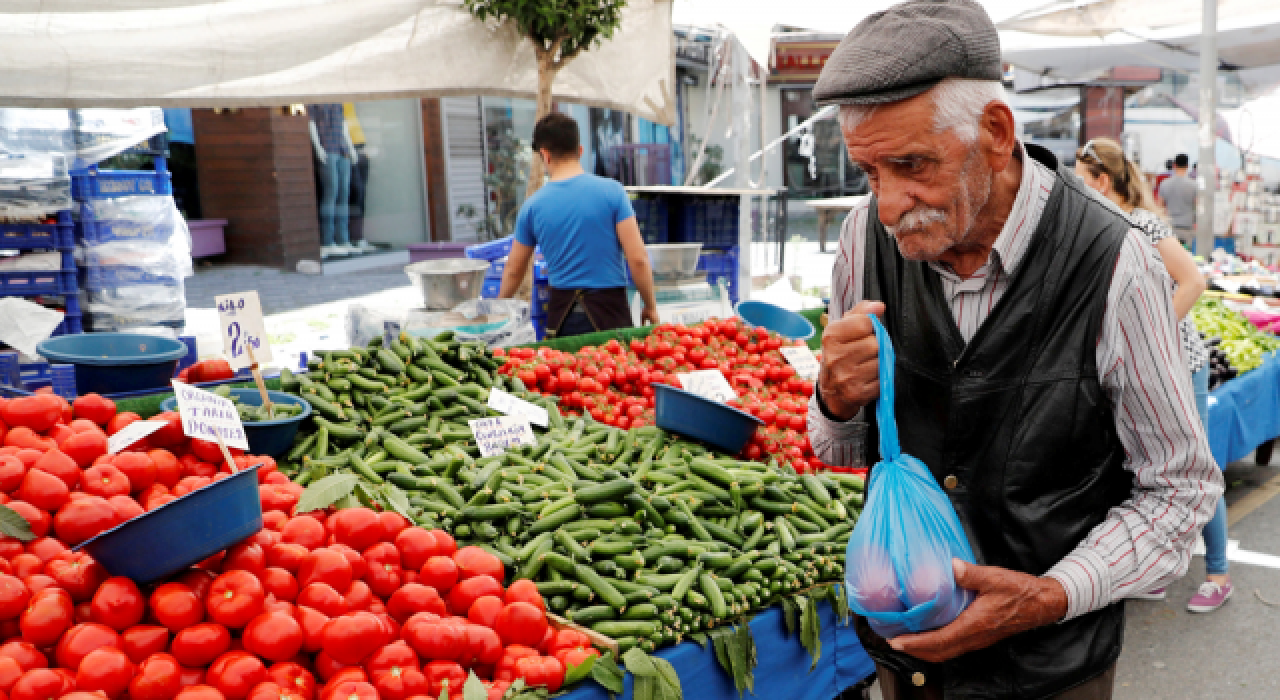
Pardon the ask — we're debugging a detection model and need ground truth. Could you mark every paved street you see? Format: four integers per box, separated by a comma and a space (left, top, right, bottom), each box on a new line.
184, 262, 413, 315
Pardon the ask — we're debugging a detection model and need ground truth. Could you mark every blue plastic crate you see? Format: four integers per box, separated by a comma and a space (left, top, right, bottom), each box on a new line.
697, 248, 739, 303
75, 218, 177, 246
465, 236, 514, 261
71, 167, 172, 200
51, 313, 83, 336
534, 259, 547, 281
532, 317, 546, 341
0, 211, 73, 250
672, 196, 739, 249
485, 259, 506, 280
0, 268, 75, 296
83, 265, 183, 290
632, 197, 669, 244
480, 277, 501, 299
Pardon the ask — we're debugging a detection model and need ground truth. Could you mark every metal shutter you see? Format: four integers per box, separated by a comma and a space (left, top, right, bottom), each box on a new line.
441, 97, 488, 242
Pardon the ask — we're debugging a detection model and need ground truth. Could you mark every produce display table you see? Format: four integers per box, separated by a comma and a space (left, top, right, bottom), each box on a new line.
1208, 351, 1280, 467
563, 600, 874, 700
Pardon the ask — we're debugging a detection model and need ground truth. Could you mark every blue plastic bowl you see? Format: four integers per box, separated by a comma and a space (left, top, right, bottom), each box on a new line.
736, 300, 816, 340
160, 389, 312, 457
75, 465, 263, 584
653, 383, 763, 453
36, 333, 188, 395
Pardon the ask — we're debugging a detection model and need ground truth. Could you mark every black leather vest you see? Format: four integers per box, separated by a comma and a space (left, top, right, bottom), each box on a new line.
856, 144, 1134, 698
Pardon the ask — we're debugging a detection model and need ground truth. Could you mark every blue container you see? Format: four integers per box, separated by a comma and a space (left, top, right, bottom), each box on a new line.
672, 196, 739, 249
0, 269, 73, 297
71, 167, 172, 199
532, 317, 546, 341
36, 333, 189, 395
632, 197, 669, 244
75, 465, 264, 584
161, 389, 312, 458
653, 383, 762, 453
736, 300, 815, 341
0, 211, 73, 250
480, 278, 501, 300
464, 236, 515, 261
697, 249, 740, 303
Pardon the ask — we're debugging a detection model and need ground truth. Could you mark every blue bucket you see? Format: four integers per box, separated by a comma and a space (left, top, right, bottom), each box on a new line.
653, 383, 762, 454
36, 333, 188, 395
735, 300, 816, 341
160, 389, 311, 457
75, 465, 263, 584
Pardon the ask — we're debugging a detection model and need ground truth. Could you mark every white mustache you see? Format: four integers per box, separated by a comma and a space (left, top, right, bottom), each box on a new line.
886, 207, 948, 236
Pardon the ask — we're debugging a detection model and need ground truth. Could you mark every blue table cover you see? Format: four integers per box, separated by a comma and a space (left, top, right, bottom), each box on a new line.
562, 599, 875, 700
1207, 352, 1280, 468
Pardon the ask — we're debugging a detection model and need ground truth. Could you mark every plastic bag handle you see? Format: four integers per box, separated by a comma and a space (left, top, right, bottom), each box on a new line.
869, 315, 901, 461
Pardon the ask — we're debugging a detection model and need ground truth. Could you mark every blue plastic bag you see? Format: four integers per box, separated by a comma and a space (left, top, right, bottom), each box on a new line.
845, 315, 977, 639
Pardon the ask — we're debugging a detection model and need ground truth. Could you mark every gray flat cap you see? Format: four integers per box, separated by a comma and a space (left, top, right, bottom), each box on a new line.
813, 0, 1002, 106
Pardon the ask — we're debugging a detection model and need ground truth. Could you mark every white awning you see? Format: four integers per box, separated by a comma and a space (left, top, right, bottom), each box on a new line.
0, 0, 676, 125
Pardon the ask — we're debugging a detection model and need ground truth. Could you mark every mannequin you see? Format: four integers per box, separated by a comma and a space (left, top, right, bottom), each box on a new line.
307, 103, 359, 258
343, 103, 374, 251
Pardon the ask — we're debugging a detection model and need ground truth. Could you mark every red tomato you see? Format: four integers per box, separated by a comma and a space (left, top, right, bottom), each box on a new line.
364, 641, 419, 677
54, 621, 120, 670
293, 607, 329, 654
330, 509, 382, 553
150, 583, 204, 631
0, 641, 45, 672
416, 557, 457, 594
445, 575, 502, 616
20, 588, 73, 647
53, 496, 119, 547
384, 584, 445, 624
0, 575, 29, 621
174, 685, 225, 700
320, 612, 383, 665
147, 414, 187, 450
394, 530, 440, 574
0, 398, 60, 434
169, 623, 231, 668
19, 468, 69, 513
295, 583, 346, 618
106, 495, 144, 523
0, 656, 22, 693
401, 615, 460, 662
266, 663, 315, 700
221, 542, 266, 578
513, 655, 564, 692
242, 611, 303, 663
207, 571, 265, 629
120, 626, 170, 665
503, 579, 545, 611
280, 517, 326, 551
130, 652, 183, 700
9, 668, 74, 700
71, 394, 115, 427
422, 660, 466, 698
76, 646, 136, 699
492, 602, 548, 648
465, 596, 503, 629
44, 550, 108, 602
106, 413, 141, 437
260, 568, 298, 604
377, 513, 407, 542
297, 549, 352, 593
61, 432, 108, 470
266, 544, 310, 574
206, 652, 266, 700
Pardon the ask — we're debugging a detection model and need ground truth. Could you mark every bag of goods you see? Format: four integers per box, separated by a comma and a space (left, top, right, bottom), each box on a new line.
844, 316, 976, 638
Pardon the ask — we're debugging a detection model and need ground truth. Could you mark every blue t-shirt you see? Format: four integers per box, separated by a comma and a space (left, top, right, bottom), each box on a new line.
514, 174, 635, 289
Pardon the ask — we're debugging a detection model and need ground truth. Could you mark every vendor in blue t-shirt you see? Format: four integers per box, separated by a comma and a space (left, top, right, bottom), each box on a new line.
499, 113, 659, 337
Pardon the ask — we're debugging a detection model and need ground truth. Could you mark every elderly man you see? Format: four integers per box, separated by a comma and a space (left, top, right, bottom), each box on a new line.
808, 1, 1222, 698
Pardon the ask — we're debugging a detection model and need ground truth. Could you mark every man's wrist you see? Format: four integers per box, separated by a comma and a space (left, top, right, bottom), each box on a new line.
1035, 577, 1070, 626
815, 383, 860, 422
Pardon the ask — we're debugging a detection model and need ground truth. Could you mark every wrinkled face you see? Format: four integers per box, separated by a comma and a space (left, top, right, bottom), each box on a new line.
842, 95, 994, 262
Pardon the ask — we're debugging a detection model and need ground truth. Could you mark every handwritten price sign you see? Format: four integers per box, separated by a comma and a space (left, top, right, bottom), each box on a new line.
216, 291, 272, 370
676, 370, 737, 404
171, 380, 249, 450
778, 346, 820, 381
469, 415, 536, 457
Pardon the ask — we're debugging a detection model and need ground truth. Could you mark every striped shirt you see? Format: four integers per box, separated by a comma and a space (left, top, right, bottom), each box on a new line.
808, 146, 1223, 621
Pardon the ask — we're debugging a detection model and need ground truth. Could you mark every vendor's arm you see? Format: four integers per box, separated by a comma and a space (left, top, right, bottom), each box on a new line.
617, 216, 659, 325
808, 201, 878, 466
1156, 237, 1206, 319
499, 209, 537, 299
1045, 229, 1222, 619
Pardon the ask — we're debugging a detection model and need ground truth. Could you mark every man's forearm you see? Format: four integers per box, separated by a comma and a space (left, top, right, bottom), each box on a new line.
628, 258, 658, 311
498, 260, 529, 298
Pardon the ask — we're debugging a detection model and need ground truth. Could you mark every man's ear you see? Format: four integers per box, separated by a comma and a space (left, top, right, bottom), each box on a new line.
981, 101, 1018, 173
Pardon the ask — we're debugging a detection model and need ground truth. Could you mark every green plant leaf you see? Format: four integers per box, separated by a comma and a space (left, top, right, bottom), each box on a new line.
462, 671, 487, 700
830, 584, 852, 625
799, 595, 823, 670
564, 654, 596, 685
381, 482, 413, 519
781, 597, 799, 637
0, 504, 34, 542
691, 632, 709, 649
295, 473, 359, 513
591, 652, 625, 696
623, 647, 681, 700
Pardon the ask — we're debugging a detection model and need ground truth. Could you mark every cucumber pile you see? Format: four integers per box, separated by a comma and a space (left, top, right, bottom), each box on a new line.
210, 384, 305, 422
277, 332, 863, 655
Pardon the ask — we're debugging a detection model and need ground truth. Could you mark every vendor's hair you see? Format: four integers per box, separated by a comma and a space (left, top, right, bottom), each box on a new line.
532, 112, 580, 159
1077, 137, 1159, 213
837, 78, 1007, 144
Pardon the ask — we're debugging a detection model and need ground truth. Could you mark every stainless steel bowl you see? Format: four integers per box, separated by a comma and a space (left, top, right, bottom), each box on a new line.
646, 243, 703, 276
404, 258, 491, 310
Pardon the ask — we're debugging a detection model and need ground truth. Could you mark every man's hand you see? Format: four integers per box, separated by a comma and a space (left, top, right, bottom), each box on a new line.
888, 560, 1069, 663
640, 306, 660, 326
818, 300, 885, 420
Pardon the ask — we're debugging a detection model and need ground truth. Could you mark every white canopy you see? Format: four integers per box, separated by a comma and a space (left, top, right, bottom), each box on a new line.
1000, 2, 1280, 95
0, 0, 676, 125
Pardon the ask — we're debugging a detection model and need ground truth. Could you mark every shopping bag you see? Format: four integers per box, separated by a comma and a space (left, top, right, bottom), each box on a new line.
844, 315, 976, 639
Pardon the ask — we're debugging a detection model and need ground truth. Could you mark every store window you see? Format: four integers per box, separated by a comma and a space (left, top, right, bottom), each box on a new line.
779, 87, 867, 198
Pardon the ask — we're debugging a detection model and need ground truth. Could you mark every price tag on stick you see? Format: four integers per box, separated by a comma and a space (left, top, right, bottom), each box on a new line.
486, 388, 549, 427
469, 415, 536, 457
246, 343, 273, 414
675, 370, 737, 403
171, 380, 249, 471
216, 291, 272, 371
107, 420, 167, 454
779, 346, 820, 381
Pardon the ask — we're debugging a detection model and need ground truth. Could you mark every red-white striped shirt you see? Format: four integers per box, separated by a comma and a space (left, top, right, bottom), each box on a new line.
808, 149, 1223, 621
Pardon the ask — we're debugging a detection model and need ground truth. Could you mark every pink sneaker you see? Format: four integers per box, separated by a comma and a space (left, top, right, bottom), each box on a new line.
1187, 581, 1233, 613
1130, 587, 1167, 601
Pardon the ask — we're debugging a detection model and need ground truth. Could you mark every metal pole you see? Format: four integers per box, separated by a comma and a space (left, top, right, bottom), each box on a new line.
1196, 0, 1217, 256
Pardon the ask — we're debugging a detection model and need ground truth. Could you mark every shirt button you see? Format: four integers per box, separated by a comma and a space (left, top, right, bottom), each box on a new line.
944, 475, 959, 489
912, 672, 927, 687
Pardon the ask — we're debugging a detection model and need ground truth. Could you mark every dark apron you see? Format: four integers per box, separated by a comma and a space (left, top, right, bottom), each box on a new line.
546, 286, 633, 338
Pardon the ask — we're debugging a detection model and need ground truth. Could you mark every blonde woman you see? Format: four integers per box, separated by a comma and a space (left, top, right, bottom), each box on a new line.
1076, 138, 1228, 613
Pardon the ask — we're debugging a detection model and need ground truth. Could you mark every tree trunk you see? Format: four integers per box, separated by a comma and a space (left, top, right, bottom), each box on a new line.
517, 41, 562, 302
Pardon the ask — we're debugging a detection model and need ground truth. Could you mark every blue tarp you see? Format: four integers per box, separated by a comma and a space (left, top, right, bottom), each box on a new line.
562, 599, 875, 700
1207, 352, 1280, 468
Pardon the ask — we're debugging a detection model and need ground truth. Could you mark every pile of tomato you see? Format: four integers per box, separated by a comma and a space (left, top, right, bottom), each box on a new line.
495, 319, 824, 472
0, 391, 596, 700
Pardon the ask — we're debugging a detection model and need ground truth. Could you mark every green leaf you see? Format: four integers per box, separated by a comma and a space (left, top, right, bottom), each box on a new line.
591, 653, 625, 696
506, 679, 527, 696
691, 632, 709, 649
830, 584, 852, 625
463, 671, 488, 700
0, 504, 34, 542
564, 654, 596, 685
296, 472, 359, 513
799, 595, 823, 670
381, 482, 414, 519
781, 597, 799, 637
353, 481, 377, 508
651, 656, 682, 700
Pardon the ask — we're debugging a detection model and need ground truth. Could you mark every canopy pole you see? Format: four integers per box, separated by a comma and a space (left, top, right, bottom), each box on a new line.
1196, 0, 1218, 256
